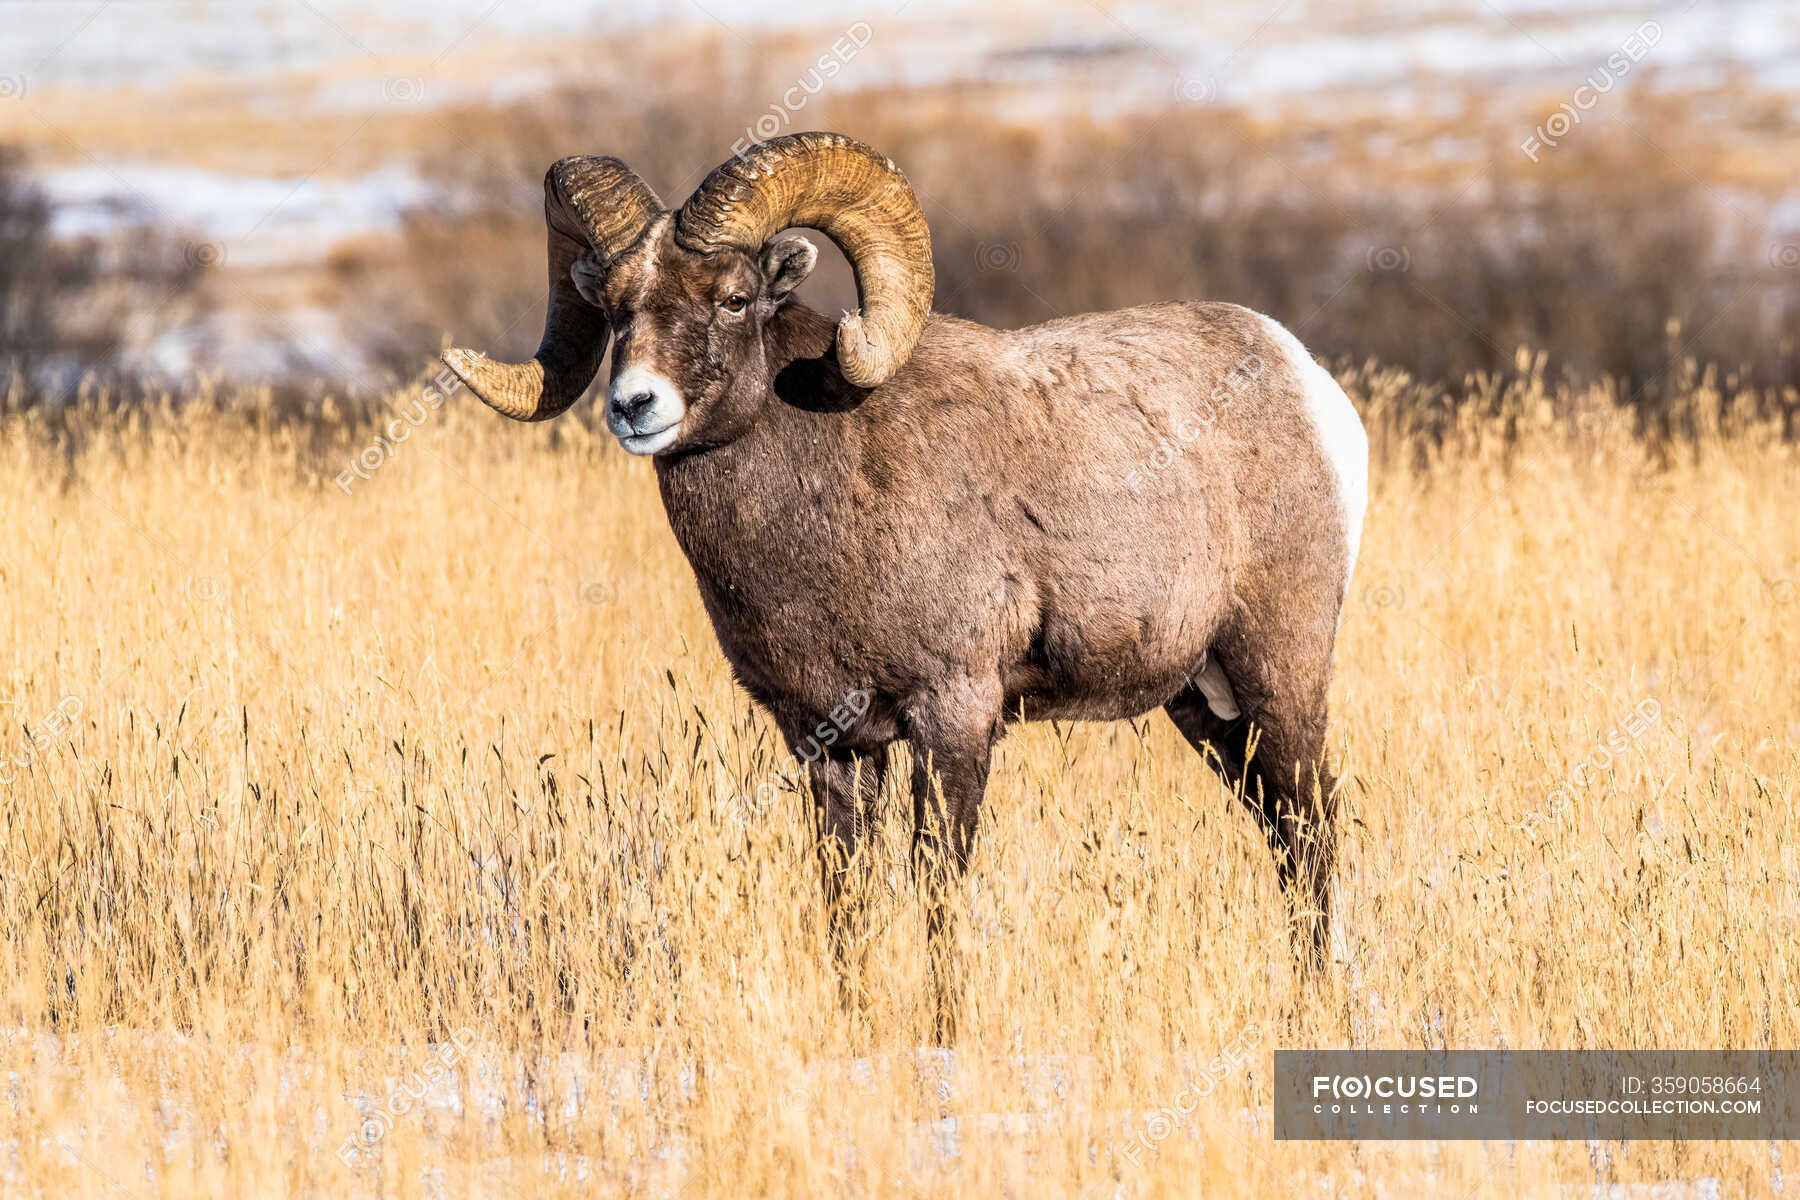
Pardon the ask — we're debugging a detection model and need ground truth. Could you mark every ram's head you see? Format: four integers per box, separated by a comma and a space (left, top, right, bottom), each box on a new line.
441, 132, 934, 455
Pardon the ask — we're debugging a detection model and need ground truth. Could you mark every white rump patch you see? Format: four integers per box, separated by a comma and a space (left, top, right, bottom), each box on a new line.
1261, 316, 1369, 588
1196, 657, 1240, 720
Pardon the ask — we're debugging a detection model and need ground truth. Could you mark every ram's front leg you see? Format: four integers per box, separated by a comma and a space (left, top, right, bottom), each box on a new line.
905, 679, 1002, 1044
790, 733, 888, 1011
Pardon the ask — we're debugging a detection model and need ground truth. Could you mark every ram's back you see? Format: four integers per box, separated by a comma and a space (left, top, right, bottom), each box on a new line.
830, 301, 1350, 721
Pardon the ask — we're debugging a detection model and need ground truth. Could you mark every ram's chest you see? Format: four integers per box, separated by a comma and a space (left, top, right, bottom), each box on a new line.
655, 453, 903, 730
689, 560, 910, 748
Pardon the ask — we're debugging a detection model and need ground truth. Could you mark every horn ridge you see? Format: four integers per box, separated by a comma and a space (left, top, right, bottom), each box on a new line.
676, 132, 932, 387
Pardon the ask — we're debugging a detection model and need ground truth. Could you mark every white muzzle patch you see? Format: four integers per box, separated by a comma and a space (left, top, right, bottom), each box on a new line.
606, 365, 685, 456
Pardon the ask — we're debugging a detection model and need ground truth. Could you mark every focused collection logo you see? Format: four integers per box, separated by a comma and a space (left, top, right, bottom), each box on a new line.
1311, 1073, 1481, 1115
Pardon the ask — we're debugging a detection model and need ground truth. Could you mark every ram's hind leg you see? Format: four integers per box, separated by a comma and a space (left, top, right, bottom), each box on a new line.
1165, 645, 1339, 973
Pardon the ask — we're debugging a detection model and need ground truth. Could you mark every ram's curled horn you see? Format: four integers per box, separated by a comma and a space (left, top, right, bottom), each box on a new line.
441, 156, 663, 421
676, 132, 933, 388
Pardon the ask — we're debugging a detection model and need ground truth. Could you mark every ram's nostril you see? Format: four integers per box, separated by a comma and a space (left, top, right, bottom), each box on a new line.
617, 391, 657, 422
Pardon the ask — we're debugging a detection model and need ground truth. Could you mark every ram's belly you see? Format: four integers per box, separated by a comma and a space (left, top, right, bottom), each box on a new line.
1003, 668, 1195, 724
999, 584, 1225, 723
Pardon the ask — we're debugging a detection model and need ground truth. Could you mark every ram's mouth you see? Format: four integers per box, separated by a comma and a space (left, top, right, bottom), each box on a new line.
618, 423, 681, 455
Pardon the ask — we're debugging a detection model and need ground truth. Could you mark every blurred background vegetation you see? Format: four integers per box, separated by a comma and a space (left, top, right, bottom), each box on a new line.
2, 2, 1796, 432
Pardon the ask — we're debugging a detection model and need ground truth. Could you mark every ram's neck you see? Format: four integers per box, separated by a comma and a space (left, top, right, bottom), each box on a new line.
652, 298, 864, 581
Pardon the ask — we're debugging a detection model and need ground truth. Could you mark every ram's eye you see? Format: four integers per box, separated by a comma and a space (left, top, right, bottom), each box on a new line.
720, 293, 750, 314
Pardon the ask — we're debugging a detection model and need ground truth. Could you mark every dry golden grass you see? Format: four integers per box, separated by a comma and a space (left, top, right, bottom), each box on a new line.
2, 362, 1797, 1197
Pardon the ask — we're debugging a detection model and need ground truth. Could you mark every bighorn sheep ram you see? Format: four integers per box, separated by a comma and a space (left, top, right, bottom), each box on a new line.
444, 132, 1367, 1027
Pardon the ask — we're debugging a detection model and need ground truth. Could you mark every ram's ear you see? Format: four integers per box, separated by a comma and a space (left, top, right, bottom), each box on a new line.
570, 251, 606, 307
761, 233, 818, 302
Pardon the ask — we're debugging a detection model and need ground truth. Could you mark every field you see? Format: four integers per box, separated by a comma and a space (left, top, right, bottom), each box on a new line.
2, 360, 1796, 1197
